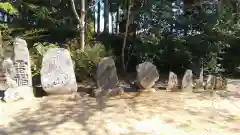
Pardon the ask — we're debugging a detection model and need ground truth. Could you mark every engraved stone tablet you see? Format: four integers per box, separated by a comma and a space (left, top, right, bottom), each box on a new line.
41, 48, 77, 94
13, 38, 32, 87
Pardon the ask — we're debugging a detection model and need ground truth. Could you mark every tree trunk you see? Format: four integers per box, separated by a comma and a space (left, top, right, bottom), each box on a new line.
217, 0, 223, 18
111, 13, 114, 33
70, 0, 85, 51
116, 4, 119, 33
121, 0, 132, 72
104, 0, 109, 33
0, 30, 3, 64
94, 11, 96, 33
0, 30, 2, 57
85, 0, 88, 42
97, 0, 101, 33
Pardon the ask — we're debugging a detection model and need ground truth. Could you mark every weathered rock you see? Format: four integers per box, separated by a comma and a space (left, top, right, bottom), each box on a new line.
0, 76, 18, 91
13, 38, 32, 87
193, 79, 205, 93
182, 69, 193, 91
41, 48, 77, 94
0, 58, 17, 91
0, 72, 7, 90
3, 86, 34, 102
205, 75, 216, 90
166, 71, 178, 92
199, 67, 204, 83
136, 61, 159, 89
96, 57, 118, 91
2, 58, 16, 78
3, 88, 22, 102
215, 76, 227, 90
193, 68, 205, 92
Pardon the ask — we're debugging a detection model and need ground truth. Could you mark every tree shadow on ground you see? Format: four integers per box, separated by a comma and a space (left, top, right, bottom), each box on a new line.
4, 90, 240, 135
7, 93, 121, 135
120, 91, 240, 132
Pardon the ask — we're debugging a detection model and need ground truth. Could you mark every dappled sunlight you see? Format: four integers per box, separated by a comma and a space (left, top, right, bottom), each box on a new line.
1, 91, 240, 135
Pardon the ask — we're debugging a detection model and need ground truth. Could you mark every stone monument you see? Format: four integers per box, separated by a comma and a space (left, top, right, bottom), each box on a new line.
166, 71, 178, 92
182, 69, 193, 91
41, 48, 77, 94
136, 61, 159, 90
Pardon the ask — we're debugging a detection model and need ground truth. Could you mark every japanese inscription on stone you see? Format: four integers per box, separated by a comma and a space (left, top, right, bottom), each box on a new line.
14, 60, 29, 86
13, 37, 32, 87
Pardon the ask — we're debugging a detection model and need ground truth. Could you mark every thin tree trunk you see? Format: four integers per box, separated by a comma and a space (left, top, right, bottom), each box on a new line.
97, 0, 101, 33
0, 30, 2, 57
0, 30, 3, 65
104, 0, 109, 33
121, 0, 132, 72
217, 0, 222, 18
85, 0, 88, 42
70, 0, 85, 51
116, 4, 119, 33
94, 10, 96, 33
111, 13, 114, 33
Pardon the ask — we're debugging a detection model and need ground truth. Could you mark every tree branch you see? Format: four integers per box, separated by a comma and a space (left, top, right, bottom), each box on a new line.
70, 0, 82, 25
70, 0, 85, 51
121, 0, 132, 72
88, 0, 101, 9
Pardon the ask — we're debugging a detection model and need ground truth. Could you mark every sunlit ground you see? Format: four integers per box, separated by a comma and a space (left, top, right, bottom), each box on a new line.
0, 81, 240, 135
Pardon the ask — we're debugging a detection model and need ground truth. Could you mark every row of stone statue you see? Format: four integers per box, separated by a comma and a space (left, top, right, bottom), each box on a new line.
0, 37, 228, 102
94, 59, 228, 97
166, 70, 227, 93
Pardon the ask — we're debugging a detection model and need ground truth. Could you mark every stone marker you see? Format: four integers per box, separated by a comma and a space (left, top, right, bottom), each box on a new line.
41, 48, 77, 94
0, 58, 18, 90
215, 76, 227, 90
205, 75, 216, 90
0, 49, 18, 91
1, 38, 35, 102
182, 69, 193, 91
136, 61, 159, 89
3, 86, 34, 102
96, 57, 118, 91
13, 38, 32, 87
199, 67, 204, 83
193, 68, 205, 92
166, 71, 178, 92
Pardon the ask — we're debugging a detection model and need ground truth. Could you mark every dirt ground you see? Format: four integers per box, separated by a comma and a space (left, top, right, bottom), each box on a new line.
1, 80, 240, 135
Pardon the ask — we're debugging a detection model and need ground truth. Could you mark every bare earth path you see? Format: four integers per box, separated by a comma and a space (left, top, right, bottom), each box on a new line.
1, 83, 240, 135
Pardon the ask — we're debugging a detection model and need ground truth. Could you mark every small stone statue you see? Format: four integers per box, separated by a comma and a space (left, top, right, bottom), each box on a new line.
0, 57, 17, 91
205, 75, 216, 90
215, 76, 227, 90
166, 71, 178, 92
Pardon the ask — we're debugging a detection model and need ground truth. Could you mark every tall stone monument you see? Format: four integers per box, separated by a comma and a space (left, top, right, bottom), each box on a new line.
96, 57, 118, 91
166, 71, 178, 92
13, 37, 32, 87
3, 38, 34, 102
182, 69, 193, 91
41, 48, 77, 94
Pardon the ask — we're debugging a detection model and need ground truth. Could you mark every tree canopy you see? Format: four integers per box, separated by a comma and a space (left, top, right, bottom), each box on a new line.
1, 0, 240, 79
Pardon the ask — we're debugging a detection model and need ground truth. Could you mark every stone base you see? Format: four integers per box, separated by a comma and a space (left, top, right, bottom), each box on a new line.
182, 87, 193, 92
166, 86, 180, 92
192, 88, 205, 93
139, 88, 156, 93
93, 88, 124, 98
3, 86, 35, 102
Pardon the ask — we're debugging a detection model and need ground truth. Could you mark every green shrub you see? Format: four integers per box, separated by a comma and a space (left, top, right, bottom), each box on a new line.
71, 42, 112, 81
30, 42, 58, 77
